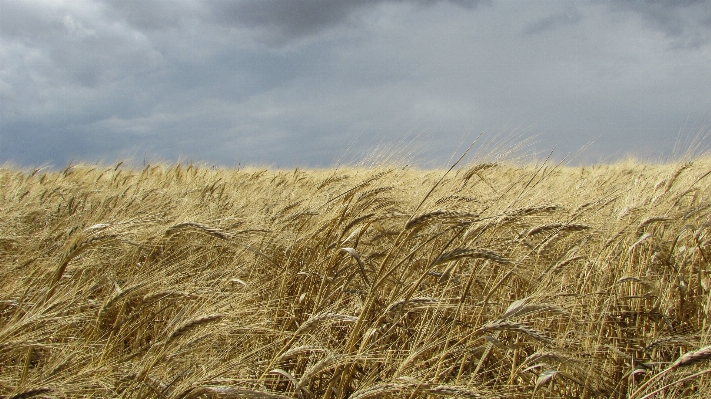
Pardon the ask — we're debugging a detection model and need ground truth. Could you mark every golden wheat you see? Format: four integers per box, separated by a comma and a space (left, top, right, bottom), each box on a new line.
2, 158, 711, 398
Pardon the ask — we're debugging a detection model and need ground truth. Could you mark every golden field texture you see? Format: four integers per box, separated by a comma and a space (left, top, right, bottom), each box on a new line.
2, 158, 711, 398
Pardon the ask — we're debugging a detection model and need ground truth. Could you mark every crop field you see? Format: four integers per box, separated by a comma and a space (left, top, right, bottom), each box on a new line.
2, 156, 711, 398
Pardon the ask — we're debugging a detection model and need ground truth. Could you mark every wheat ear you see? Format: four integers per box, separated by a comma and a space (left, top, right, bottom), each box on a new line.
165, 314, 223, 345
431, 248, 511, 267
630, 345, 711, 399
341, 247, 370, 285
45, 234, 117, 302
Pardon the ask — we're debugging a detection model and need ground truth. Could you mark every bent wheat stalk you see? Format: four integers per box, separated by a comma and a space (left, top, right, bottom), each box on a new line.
630, 345, 711, 399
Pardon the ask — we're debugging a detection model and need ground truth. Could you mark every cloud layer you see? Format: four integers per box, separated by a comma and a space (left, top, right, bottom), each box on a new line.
2, 0, 711, 167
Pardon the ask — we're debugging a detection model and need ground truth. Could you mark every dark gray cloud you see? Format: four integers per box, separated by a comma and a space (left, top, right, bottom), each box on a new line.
206, 0, 489, 45
104, 0, 206, 31
523, 6, 583, 35
1, 0, 711, 168
604, 0, 711, 48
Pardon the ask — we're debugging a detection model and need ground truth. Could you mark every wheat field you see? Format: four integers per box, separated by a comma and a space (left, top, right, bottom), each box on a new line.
2, 157, 711, 398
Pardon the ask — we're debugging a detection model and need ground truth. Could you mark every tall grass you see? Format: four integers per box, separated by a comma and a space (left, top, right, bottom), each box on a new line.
1, 157, 711, 398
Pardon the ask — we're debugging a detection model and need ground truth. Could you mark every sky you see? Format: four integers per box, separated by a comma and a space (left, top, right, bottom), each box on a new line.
2, 0, 711, 168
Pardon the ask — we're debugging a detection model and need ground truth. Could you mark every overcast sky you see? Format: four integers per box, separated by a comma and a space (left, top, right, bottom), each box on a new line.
2, 0, 711, 168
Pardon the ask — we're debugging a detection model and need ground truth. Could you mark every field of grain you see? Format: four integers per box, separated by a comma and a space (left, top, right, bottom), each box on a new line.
2, 157, 711, 398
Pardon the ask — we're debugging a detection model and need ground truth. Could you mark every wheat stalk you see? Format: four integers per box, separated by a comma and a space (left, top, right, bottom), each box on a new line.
164, 221, 231, 240
294, 312, 358, 337
96, 282, 148, 322
405, 210, 479, 229
274, 345, 330, 363
670, 345, 711, 369
430, 248, 511, 267
45, 234, 118, 302
165, 314, 223, 345
630, 345, 711, 399
526, 223, 591, 237
9, 388, 53, 399
636, 216, 672, 235
340, 247, 370, 285
477, 320, 552, 344
181, 385, 294, 399
349, 382, 421, 399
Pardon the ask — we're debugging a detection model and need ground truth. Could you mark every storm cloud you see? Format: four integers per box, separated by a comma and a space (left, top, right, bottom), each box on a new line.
1, 0, 710, 168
